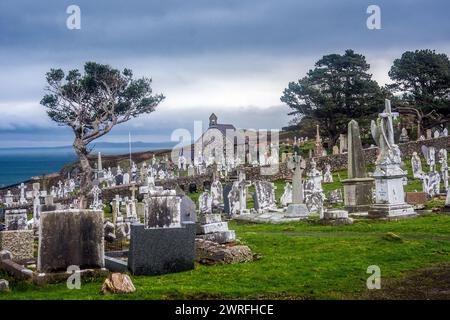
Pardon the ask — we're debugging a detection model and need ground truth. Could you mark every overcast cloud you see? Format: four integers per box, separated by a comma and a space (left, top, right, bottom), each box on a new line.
0, 0, 449, 147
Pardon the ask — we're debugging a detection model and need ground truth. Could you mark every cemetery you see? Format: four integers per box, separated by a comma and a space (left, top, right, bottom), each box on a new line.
0, 97, 449, 300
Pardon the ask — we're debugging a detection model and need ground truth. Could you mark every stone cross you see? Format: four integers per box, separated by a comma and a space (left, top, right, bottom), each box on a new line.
237, 170, 252, 214
129, 183, 138, 200
288, 154, 306, 204
18, 183, 27, 205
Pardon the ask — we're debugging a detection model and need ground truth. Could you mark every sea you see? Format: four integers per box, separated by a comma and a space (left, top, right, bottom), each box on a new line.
0, 142, 175, 188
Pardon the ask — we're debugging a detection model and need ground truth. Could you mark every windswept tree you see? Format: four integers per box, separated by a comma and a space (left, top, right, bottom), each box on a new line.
281, 49, 384, 145
41, 62, 165, 208
388, 49, 450, 128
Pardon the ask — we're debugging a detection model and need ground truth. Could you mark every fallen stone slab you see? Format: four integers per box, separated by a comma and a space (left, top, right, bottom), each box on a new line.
195, 239, 254, 265
197, 230, 236, 244
101, 273, 136, 295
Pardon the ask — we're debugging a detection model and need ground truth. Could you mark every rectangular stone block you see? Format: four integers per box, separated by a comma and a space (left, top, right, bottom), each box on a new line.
37, 210, 104, 273
196, 230, 236, 244
405, 192, 428, 205
198, 214, 222, 224
197, 222, 229, 235
0, 230, 34, 262
128, 222, 196, 276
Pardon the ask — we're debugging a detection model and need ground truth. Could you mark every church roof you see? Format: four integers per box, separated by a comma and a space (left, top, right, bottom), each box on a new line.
208, 123, 236, 136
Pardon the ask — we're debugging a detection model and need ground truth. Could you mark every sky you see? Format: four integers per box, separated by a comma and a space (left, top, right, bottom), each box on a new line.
0, 0, 449, 147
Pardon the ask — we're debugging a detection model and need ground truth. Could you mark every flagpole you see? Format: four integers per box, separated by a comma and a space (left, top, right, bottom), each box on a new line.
129, 132, 132, 166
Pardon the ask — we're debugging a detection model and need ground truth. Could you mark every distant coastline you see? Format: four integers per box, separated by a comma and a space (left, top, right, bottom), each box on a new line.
0, 141, 176, 188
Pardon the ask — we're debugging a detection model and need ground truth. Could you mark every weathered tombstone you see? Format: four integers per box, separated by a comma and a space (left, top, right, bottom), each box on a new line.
198, 191, 212, 214
4, 210, 28, 231
280, 182, 292, 207
115, 173, 124, 186
426, 129, 432, 140
37, 210, 104, 272
210, 180, 223, 208
339, 134, 348, 154
223, 184, 233, 214
123, 172, 130, 185
144, 191, 181, 228
411, 152, 424, 179
323, 164, 333, 183
368, 100, 415, 218
328, 189, 343, 205
253, 181, 277, 212
405, 192, 428, 206
332, 145, 339, 155
342, 120, 374, 214
180, 195, 197, 223
399, 127, 409, 143
442, 188, 450, 213
434, 130, 440, 139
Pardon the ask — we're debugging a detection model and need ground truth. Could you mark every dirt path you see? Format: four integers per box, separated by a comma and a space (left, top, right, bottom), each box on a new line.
255, 231, 450, 241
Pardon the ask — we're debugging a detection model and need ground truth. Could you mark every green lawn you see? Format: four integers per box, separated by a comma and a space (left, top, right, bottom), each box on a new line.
1, 214, 450, 300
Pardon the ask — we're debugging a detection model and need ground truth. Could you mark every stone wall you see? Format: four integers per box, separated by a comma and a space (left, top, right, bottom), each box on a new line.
0, 230, 34, 262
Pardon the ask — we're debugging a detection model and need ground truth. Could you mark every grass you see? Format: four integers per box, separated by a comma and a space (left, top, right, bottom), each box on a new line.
1, 214, 450, 300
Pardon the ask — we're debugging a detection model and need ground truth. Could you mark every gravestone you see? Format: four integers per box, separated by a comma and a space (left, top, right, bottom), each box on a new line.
198, 191, 212, 214
210, 180, 223, 209
342, 120, 374, 214
442, 189, 450, 213
332, 145, 339, 155
180, 195, 197, 223
144, 191, 181, 229
411, 152, 424, 179
37, 210, 104, 272
4, 210, 28, 231
196, 213, 236, 244
280, 182, 292, 207
128, 222, 196, 276
223, 184, 233, 214
399, 127, 409, 143
253, 181, 277, 212
318, 209, 353, 225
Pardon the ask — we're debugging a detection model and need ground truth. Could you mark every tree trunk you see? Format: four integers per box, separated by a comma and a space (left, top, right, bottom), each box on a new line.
74, 138, 93, 209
